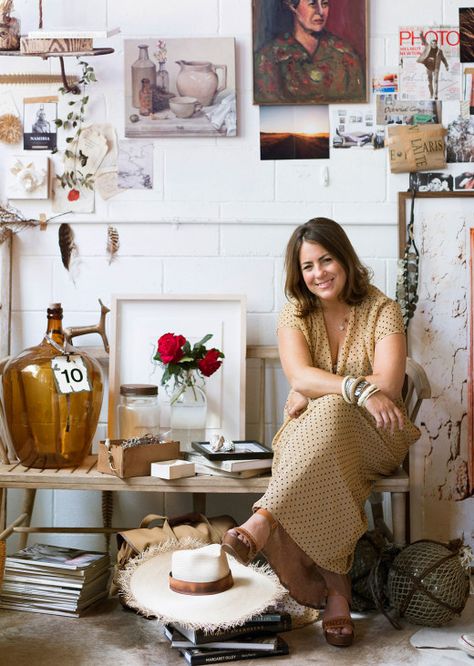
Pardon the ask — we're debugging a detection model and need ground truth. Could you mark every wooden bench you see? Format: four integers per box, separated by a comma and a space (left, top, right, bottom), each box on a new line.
0, 349, 430, 548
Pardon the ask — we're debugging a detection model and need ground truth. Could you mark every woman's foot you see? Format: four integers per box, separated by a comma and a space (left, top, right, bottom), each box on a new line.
322, 592, 354, 647
222, 509, 275, 565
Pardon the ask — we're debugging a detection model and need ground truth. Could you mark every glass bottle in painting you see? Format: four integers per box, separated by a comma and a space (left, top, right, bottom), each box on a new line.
118, 384, 160, 439
2, 303, 103, 468
131, 44, 156, 109
139, 78, 153, 116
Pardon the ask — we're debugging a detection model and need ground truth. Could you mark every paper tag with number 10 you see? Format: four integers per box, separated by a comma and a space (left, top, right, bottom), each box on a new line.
51, 355, 91, 394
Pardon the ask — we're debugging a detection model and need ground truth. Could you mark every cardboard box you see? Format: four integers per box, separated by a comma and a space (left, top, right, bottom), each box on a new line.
151, 459, 195, 480
97, 439, 181, 478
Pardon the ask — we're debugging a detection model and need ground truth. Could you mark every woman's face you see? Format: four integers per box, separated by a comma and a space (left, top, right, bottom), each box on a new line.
299, 240, 347, 305
291, 0, 329, 34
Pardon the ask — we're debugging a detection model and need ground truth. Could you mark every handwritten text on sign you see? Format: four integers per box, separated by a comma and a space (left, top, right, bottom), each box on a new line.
51, 355, 91, 394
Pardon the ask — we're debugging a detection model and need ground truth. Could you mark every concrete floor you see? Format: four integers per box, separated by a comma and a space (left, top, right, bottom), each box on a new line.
1, 595, 473, 666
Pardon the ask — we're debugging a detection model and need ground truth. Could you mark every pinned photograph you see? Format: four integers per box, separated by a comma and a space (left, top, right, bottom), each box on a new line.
454, 172, 474, 191
376, 95, 441, 125
6, 154, 49, 199
331, 106, 384, 149
23, 96, 57, 150
409, 171, 453, 192
118, 141, 153, 189
372, 72, 398, 95
253, 0, 368, 105
399, 27, 460, 101
446, 116, 474, 163
260, 105, 329, 160
460, 8, 474, 63
124, 38, 236, 138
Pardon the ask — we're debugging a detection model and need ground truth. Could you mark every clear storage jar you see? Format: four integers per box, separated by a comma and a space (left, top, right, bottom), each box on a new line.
118, 384, 160, 439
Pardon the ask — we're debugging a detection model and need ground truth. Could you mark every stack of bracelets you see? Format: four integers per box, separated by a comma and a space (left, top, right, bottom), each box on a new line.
341, 375, 380, 407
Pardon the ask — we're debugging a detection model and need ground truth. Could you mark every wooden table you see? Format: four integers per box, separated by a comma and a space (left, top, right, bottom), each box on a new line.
0, 455, 409, 545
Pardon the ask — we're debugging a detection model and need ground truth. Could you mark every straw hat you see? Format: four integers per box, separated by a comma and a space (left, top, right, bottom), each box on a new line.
118, 538, 286, 631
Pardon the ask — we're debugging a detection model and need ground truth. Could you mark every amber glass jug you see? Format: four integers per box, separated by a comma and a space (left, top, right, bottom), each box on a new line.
2, 303, 103, 468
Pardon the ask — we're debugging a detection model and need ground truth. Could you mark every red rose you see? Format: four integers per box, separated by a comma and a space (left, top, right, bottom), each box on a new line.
198, 348, 222, 377
67, 189, 80, 202
157, 332, 186, 364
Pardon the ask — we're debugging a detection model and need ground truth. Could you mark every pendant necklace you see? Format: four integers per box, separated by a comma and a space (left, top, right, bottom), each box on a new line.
338, 318, 349, 332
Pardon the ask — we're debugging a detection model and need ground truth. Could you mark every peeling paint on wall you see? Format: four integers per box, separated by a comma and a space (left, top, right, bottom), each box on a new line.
409, 201, 474, 549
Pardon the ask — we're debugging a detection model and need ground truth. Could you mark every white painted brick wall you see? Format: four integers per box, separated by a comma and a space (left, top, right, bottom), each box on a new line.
2, 0, 470, 552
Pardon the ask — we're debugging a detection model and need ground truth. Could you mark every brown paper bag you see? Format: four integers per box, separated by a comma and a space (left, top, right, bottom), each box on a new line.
387, 124, 447, 173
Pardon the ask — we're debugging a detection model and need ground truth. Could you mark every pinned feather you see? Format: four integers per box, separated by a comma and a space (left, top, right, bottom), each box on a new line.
58, 222, 77, 271
106, 225, 120, 265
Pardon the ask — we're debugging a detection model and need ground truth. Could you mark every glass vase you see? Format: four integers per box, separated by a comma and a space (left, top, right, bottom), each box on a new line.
156, 62, 169, 93
170, 377, 207, 453
2, 303, 103, 468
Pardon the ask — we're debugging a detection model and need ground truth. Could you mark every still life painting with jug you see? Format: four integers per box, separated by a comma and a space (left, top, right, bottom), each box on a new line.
124, 37, 236, 138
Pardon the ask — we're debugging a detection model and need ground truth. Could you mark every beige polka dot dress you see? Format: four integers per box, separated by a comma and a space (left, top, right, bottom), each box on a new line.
255, 286, 420, 594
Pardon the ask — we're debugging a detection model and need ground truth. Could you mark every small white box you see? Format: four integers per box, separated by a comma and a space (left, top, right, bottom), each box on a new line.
150, 459, 195, 480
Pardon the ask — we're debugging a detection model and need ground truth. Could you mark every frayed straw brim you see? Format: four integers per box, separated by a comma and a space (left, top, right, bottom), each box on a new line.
118, 538, 286, 631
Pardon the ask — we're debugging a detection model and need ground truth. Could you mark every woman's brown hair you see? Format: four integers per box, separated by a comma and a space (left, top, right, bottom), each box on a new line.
284, 217, 371, 317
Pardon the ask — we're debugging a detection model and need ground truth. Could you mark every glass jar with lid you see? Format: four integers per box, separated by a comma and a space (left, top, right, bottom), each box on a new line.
118, 384, 160, 439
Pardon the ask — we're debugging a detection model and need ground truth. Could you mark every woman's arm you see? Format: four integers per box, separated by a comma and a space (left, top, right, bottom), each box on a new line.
278, 327, 343, 398
362, 332, 406, 432
365, 332, 406, 400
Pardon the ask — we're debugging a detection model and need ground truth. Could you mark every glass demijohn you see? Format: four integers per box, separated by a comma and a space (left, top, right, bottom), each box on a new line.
2, 303, 103, 468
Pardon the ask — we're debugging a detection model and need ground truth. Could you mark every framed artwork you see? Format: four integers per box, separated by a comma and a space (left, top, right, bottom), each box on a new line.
108, 294, 246, 440
192, 440, 272, 461
124, 38, 236, 138
252, 0, 368, 105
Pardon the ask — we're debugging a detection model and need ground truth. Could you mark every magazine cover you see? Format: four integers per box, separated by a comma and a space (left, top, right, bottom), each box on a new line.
7, 544, 108, 570
399, 27, 460, 101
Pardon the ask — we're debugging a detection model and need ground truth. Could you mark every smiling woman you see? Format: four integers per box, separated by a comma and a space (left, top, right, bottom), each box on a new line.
253, 0, 368, 104
222, 217, 420, 648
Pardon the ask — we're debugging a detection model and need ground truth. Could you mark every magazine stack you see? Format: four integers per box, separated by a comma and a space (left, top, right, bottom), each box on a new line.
163, 611, 291, 664
0, 543, 110, 617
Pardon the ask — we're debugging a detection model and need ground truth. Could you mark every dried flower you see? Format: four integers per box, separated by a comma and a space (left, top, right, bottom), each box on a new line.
154, 39, 167, 64
0, 113, 22, 144
67, 188, 80, 202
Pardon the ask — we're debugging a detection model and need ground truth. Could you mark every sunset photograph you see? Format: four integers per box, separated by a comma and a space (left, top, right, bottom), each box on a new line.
260, 106, 330, 160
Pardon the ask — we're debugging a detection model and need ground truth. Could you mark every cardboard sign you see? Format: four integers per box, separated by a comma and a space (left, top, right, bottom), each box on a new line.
387, 124, 447, 173
51, 355, 91, 394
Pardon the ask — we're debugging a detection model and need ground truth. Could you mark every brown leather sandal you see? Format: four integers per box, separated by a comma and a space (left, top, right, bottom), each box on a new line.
221, 508, 277, 566
322, 616, 355, 647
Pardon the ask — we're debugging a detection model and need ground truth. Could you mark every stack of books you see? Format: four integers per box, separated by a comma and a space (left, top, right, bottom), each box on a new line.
186, 440, 273, 479
0, 543, 110, 618
163, 611, 291, 664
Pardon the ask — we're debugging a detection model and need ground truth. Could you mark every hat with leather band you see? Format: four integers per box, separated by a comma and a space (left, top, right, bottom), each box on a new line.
118, 538, 286, 631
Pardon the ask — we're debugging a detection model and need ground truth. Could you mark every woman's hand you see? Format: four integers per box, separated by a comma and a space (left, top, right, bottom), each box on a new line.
285, 390, 309, 419
363, 391, 404, 434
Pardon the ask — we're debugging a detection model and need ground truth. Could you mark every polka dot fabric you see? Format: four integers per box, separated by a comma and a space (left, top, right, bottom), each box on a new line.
255, 286, 420, 578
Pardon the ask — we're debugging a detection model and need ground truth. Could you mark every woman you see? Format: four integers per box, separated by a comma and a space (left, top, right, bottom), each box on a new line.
254, 0, 366, 104
223, 218, 420, 647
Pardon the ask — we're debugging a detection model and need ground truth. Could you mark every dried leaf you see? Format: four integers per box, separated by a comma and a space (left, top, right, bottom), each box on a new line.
58, 222, 77, 271
106, 225, 120, 265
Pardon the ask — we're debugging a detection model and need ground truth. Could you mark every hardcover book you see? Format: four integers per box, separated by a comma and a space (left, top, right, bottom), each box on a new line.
170, 612, 291, 645
179, 635, 289, 665
164, 626, 279, 651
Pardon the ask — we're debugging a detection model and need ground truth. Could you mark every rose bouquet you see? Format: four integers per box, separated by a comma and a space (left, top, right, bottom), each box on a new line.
154, 332, 224, 403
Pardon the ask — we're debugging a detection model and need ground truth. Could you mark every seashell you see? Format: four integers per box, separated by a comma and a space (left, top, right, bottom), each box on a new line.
210, 434, 225, 452
221, 439, 235, 452
129, 114, 140, 123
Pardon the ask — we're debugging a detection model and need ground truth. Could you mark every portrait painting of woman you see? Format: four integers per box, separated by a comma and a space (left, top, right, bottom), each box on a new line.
253, 0, 368, 105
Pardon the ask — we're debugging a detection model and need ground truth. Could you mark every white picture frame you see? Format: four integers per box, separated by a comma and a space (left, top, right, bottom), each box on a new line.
108, 294, 246, 440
